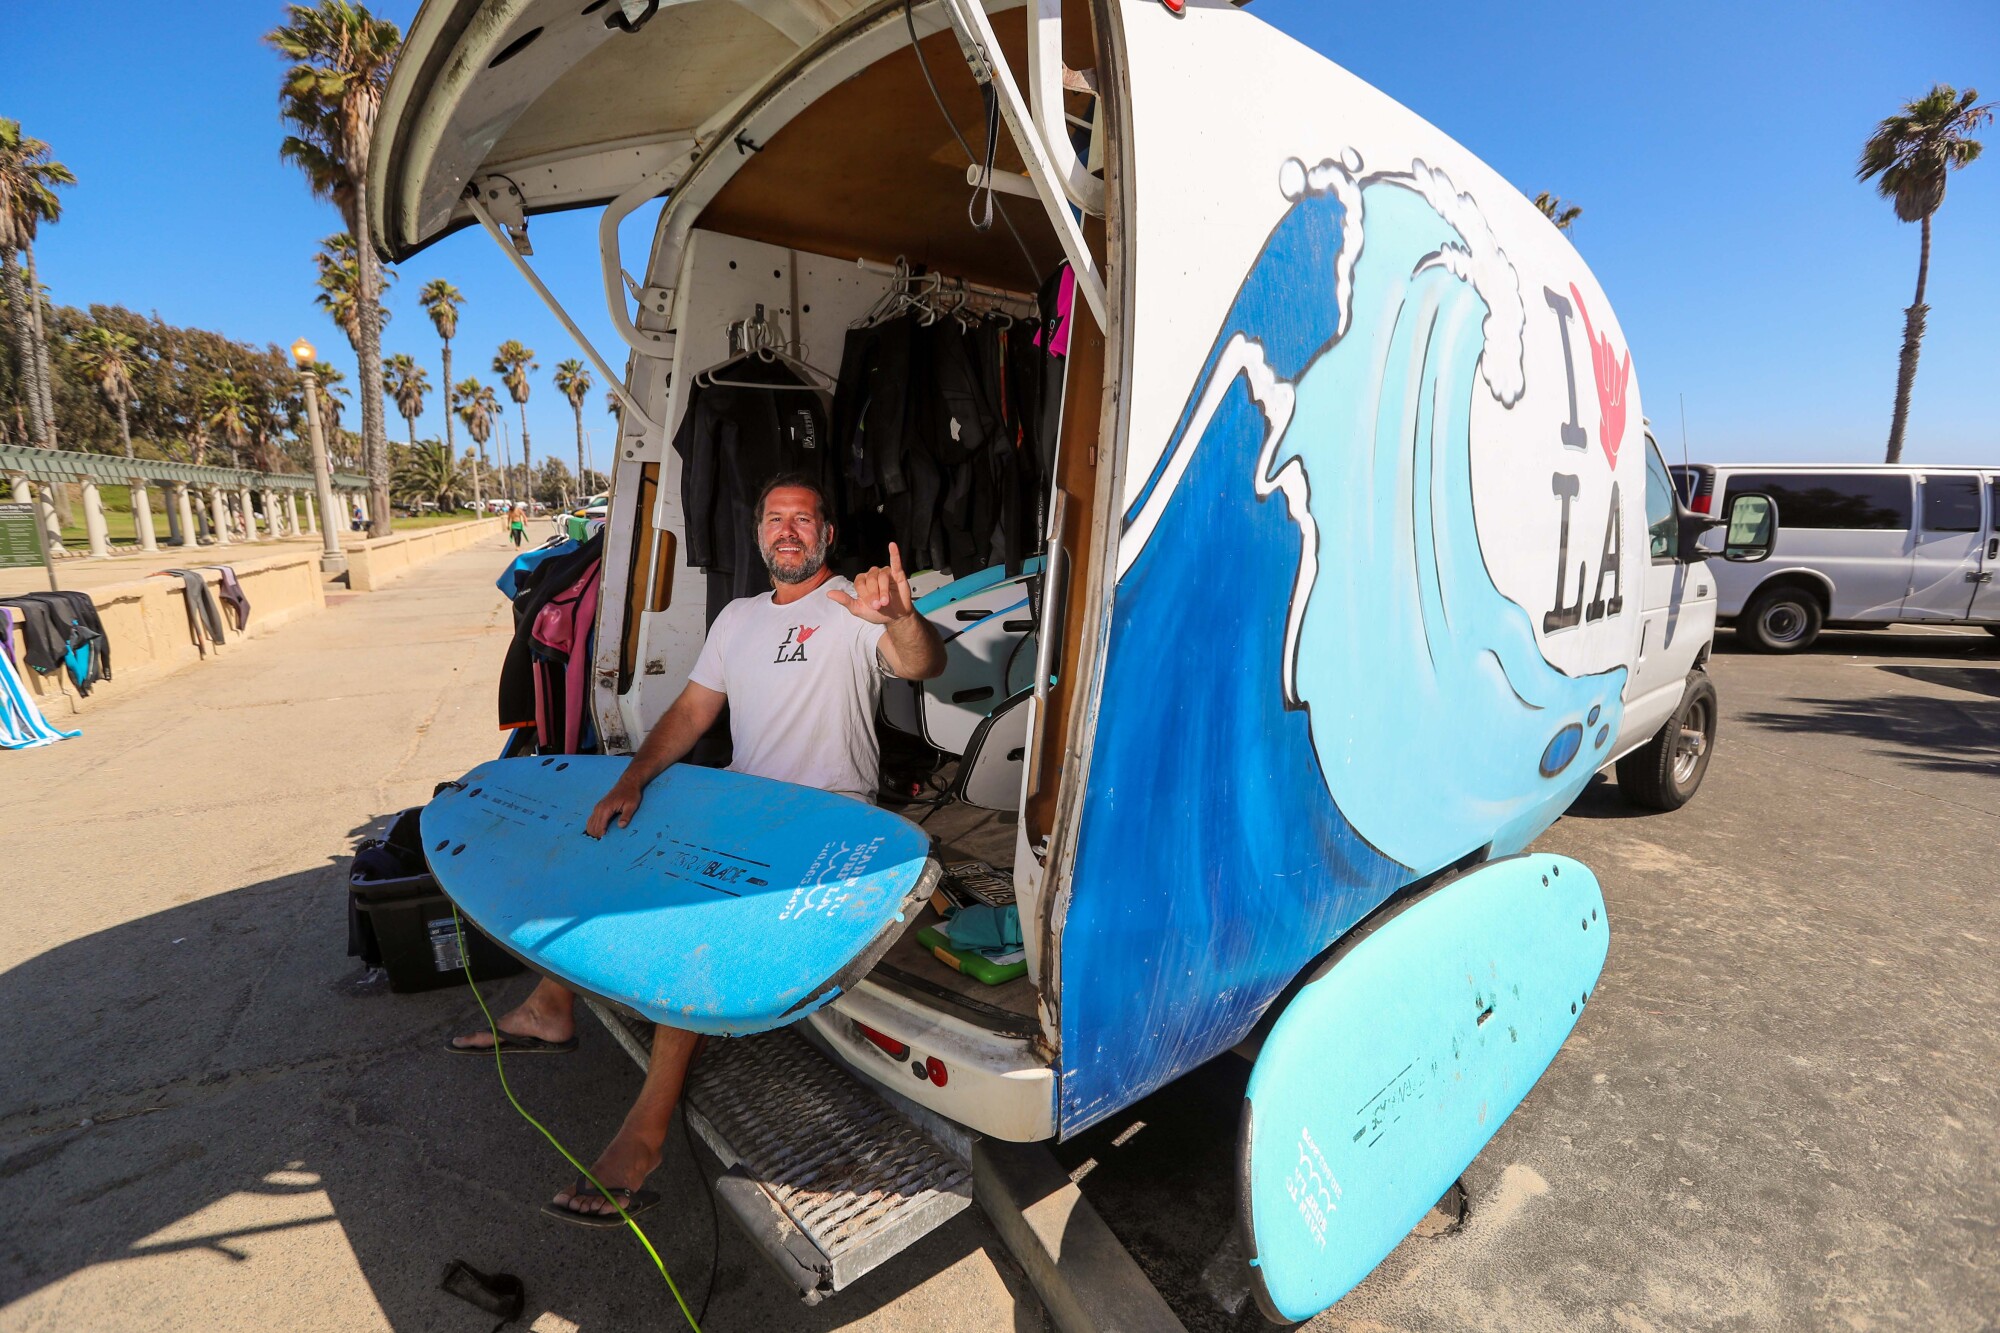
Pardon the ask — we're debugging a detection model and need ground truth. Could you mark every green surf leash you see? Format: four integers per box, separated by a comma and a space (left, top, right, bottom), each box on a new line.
453, 907, 705, 1333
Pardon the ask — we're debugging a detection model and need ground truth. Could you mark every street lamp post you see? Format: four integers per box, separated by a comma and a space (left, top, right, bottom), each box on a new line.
292, 338, 348, 575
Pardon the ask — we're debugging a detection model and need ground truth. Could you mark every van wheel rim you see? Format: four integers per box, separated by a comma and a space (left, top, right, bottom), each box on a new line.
1760, 603, 1807, 643
1673, 700, 1711, 785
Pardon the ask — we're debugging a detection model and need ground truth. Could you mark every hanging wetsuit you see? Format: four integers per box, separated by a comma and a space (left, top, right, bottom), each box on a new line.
159, 570, 228, 657
497, 531, 605, 738
213, 566, 251, 632
673, 357, 835, 621
0, 592, 111, 696
922, 317, 1003, 575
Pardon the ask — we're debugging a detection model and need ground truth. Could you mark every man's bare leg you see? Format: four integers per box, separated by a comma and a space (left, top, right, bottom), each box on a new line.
552, 1024, 703, 1216
448, 976, 577, 1051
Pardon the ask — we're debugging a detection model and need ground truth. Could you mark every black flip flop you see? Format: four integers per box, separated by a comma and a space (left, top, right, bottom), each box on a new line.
444, 1031, 579, 1056
541, 1179, 661, 1228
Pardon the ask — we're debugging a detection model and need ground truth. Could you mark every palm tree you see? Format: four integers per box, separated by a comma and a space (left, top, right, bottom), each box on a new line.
385, 352, 428, 448
393, 440, 461, 510
1533, 192, 1582, 231
270, 1, 401, 536
493, 340, 537, 485
313, 232, 393, 346
553, 358, 593, 507
205, 378, 256, 468
0, 118, 74, 449
316, 364, 351, 464
418, 279, 468, 504
1858, 84, 1992, 464
455, 376, 499, 502
75, 326, 138, 457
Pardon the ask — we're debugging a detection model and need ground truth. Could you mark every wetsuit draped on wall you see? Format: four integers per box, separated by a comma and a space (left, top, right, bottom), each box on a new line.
0, 592, 112, 696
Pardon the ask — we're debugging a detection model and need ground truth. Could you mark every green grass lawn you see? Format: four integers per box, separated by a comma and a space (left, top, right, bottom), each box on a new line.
54, 484, 139, 545
389, 510, 483, 531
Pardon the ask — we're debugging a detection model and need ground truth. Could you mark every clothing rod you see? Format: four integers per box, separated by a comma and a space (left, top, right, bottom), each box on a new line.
854, 257, 1036, 307
963, 162, 1041, 202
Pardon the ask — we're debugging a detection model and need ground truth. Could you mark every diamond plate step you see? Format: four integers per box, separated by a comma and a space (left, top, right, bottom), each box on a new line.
582, 1000, 973, 1304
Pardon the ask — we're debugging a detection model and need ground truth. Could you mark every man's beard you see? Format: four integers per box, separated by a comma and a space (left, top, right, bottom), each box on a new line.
761, 531, 829, 585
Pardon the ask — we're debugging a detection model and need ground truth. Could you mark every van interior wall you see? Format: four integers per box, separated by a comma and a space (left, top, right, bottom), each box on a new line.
698, 5, 1087, 291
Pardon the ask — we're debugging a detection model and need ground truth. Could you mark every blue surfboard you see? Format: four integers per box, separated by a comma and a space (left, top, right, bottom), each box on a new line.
1239, 853, 1608, 1322
421, 757, 938, 1035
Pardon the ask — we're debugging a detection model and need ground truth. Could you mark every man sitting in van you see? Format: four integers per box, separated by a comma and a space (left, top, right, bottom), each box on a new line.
448, 474, 946, 1223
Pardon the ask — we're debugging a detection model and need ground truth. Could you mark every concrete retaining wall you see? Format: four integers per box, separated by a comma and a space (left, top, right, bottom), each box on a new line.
347, 517, 507, 591
6, 551, 326, 715
5, 516, 507, 716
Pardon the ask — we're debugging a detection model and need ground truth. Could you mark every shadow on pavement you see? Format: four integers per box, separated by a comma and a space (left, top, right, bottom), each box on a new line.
1049, 1055, 1265, 1332
0, 818, 1040, 1331
1874, 663, 2000, 700
1738, 691, 2000, 778
1713, 629, 2000, 660
1555, 773, 1653, 822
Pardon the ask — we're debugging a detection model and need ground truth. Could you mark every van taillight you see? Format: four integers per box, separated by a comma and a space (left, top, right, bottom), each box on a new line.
1691, 493, 1712, 514
858, 1024, 908, 1060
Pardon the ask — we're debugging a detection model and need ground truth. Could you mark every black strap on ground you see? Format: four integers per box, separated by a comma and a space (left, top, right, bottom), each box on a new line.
440, 1258, 525, 1330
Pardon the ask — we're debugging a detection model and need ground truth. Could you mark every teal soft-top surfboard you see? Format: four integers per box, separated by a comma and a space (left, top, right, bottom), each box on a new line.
421, 757, 937, 1035
1239, 853, 1608, 1321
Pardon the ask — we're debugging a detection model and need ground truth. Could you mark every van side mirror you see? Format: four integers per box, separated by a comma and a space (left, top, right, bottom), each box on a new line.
1722, 492, 1777, 563
1678, 491, 1779, 563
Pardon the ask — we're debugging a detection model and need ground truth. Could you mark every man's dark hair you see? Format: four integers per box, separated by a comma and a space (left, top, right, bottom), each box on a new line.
755, 473, 832, 525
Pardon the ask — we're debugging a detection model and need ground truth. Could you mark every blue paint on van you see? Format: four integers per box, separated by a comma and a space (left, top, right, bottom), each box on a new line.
1059, 162, 1625, 1135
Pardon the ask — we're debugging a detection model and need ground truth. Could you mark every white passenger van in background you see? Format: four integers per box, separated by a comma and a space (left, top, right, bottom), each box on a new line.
1673, 464, 2000, 652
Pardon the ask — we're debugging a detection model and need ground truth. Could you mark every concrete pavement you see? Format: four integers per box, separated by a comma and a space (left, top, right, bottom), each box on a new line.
0, 536, 1042, 1333
7, 529, 1995, 1330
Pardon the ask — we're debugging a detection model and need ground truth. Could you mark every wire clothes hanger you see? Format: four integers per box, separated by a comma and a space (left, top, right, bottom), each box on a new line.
693, 303, 834, 391
856, 258, 1036, 331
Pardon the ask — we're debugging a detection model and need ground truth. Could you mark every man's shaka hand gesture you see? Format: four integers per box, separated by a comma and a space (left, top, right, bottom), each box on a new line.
829, 542, 917, 624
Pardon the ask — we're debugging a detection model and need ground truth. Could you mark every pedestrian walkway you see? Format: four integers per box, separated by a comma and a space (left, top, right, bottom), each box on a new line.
0, 536, 1035, 1333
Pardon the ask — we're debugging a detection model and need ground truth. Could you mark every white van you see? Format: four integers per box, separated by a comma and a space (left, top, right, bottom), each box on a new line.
1673, 463, 2000, 651
375, 0, 1777, 1317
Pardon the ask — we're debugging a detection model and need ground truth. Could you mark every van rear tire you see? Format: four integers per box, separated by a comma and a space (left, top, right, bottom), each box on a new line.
1738, 585, 1823, 653
1617, 675, 1718, 811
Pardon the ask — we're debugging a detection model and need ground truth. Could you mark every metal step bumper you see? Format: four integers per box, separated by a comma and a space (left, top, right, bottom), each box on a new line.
582, 1000, 974, 1304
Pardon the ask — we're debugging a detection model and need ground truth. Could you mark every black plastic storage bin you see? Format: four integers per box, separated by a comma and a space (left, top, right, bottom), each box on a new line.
350, 806, 526, 994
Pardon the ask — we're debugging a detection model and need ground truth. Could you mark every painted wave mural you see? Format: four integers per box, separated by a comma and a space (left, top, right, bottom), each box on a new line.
1060, 152, 1627, 1133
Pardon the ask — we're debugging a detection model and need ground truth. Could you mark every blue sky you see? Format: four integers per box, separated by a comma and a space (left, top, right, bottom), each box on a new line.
6, 0, 1996, 467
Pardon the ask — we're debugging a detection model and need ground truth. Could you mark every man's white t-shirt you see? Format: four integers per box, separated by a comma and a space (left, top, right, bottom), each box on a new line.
688, 577, 889, 803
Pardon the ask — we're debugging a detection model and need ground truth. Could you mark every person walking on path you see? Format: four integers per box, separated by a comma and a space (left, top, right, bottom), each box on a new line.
508, 502, 527, 548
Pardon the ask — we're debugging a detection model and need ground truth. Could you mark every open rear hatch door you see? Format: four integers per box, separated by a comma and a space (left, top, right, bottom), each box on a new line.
423, 755, 936, 1033
372, 0, 875, 260
1236, 854, 1608, 1322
